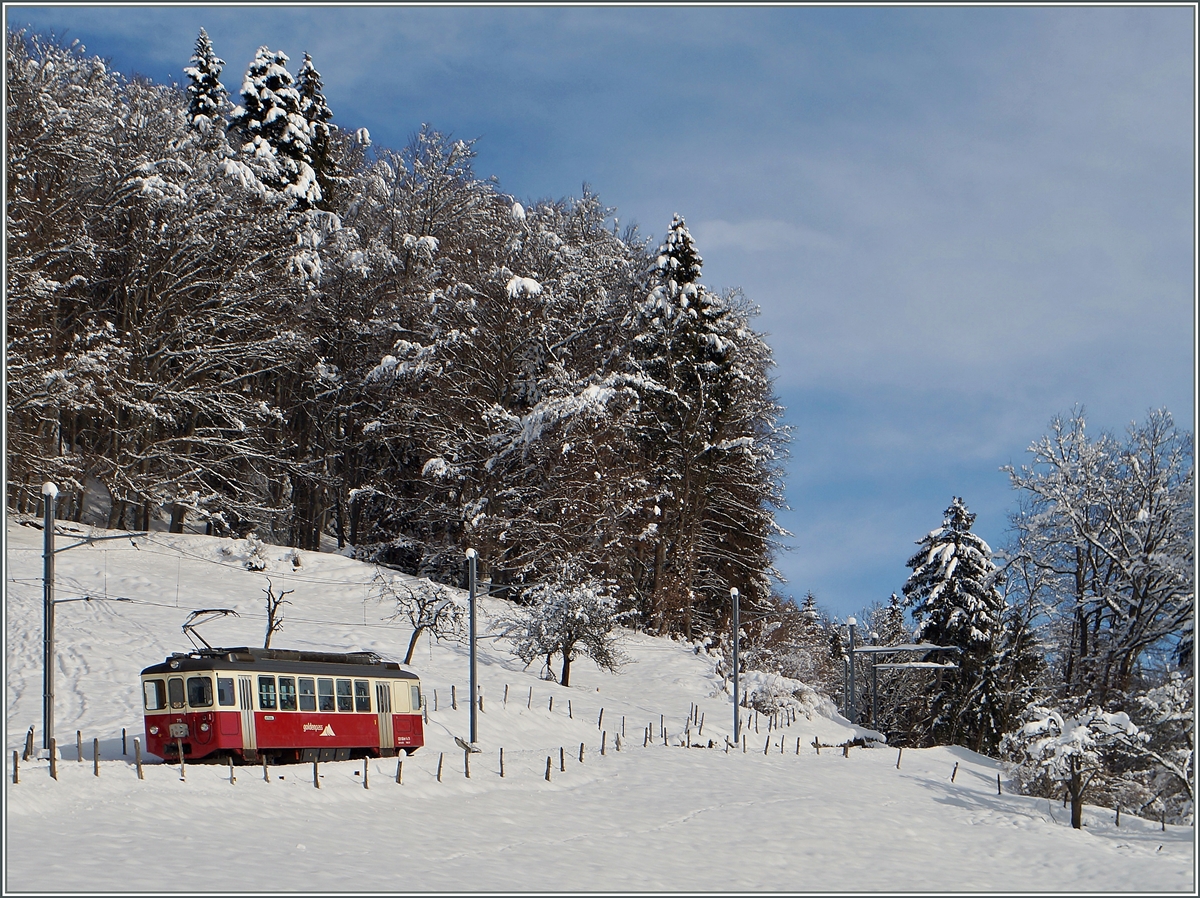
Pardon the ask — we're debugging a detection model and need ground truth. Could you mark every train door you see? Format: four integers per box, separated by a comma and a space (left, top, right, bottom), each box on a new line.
376, 681, 394, 751
237, 676, 257, 754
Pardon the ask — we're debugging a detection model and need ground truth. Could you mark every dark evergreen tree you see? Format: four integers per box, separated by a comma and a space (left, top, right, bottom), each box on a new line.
295, 52, 340, 207
228, 46, 319, 206
182, 28, 228, 129
903, 497, 1006, 750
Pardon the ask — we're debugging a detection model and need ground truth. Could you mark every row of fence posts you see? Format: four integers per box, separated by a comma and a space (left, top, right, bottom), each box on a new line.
19, 713, 1162, 830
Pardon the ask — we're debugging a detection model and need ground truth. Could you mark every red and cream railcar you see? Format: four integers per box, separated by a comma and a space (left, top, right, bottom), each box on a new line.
140, 647, 424, 763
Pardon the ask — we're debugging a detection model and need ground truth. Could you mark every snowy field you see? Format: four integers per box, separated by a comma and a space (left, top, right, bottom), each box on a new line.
4, 518, 1194, 893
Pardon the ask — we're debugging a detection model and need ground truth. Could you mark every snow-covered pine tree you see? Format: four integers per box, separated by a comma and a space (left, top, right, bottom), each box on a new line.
626, 214, 787, 639
903, 497, 1006, 751
228, 46, 319, 207
295, 52, 341, 208
183, 28, 228, 130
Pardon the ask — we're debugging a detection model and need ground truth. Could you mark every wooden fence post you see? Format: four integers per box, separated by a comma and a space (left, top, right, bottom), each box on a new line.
896, 748, 902, 769
615, 734, 622, 752
229, 757, 236, 784
951, 762, 958, 782
996, 774, 1002, 795
601, 732, 607, 756
698, 713, 703, 736
464, 748, 470, 779
76, 730, 83, 763
49, 738, 58, 781
528, 687, 533, 709
568, 700, 573, 719
545, 756, 552, 781
503, 684, 509, 706
499, 747, 504, 778
363, 758, 369, 789
313, 760, 320, 788
24, 727, 34, 761
549, 696, 553, 712
842, 743, 850, 758
434, 689, 438, 711
396, 759, 403, 784
452, 685, 457, 710
263, 756, 270, 782
764, 737, 770, 756
12, 750, 18, 784
598, 708, 604, 730
437, 752, 444, 782
133, 738, 142, 780
560, 747, 565, 771
122, 728, 127, 756
813, 737, 820, 755
93, 738, 100, 777
177, 738, 186, 780
579, 742, 585, 763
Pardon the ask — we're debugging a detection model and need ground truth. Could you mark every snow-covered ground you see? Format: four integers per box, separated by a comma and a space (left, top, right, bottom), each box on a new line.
4, 518, 1194, 892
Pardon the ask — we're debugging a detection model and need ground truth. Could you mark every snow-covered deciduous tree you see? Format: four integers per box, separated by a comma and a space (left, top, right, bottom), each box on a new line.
1001, 704, 1143, 829
375, 572, 467, 664
183, 28, 228, 131
903, 497, 1006, 751
1003, 409, 1193, 703
497, 565, 634, 686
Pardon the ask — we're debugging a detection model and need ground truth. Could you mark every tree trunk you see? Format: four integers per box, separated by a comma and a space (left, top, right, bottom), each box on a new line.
404, 626, 424, 665
1069, 758, 1084, 829
169, 503, 186, 534
560, 650, 572, 688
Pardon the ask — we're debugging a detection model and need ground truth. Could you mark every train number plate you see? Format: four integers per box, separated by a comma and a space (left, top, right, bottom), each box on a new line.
168, 723, 190, 738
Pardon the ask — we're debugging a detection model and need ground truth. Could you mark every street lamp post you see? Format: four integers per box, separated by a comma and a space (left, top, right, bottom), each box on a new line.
40, 481, 146, 751
466, 548, 478, 746
731, 587, 740, 744
42, 482, 58, 749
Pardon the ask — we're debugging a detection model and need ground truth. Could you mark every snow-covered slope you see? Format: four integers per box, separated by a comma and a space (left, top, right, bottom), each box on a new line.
4, 519, 1194, 891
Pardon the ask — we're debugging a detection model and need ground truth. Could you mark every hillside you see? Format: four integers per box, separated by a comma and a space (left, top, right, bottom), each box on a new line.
4, 519, 1193, 892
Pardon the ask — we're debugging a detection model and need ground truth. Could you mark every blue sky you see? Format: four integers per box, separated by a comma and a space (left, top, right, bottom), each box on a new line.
6, 4, 1195, 621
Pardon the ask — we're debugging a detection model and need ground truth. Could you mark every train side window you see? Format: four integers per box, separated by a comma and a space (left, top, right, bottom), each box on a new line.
336, 679, 354, 712
168, 677, 185, 710
410, 685, 421, 713
354, 680, 371, 712
217, 678, 236, 706
299, 678, 317, 712
258, 676, 277, 710
278, 677, 298, 711
143, 679, 166, 711
187, 676, 214, 708
317, 678, 335, 712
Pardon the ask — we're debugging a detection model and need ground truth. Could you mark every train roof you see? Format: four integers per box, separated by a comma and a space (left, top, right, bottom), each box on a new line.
140, 647, 420, 680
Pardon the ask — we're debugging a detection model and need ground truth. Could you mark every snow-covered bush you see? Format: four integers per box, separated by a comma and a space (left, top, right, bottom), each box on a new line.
219, 534, 272, 571
736, 670, 836, 720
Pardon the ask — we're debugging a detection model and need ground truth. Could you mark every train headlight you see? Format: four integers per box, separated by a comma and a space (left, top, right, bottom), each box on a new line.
200, 723, 210, 732
149, 726, 159, 735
